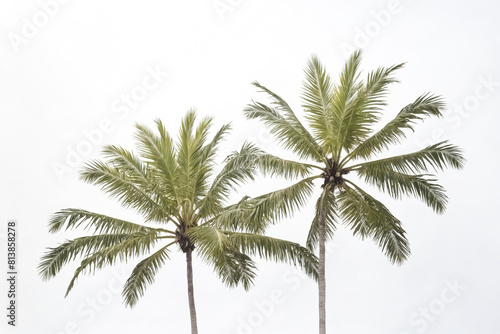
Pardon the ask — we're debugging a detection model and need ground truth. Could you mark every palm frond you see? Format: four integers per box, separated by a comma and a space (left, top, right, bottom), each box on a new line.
191, 123, 232, 203
251, 81, 325, 162
346, 93, 445, 162
190, 227, 257, 290
64, 231, 161, 296
338, 182, 410, 264
135, 122, 180, 204
301, 55, 337, 153
244, 94, 324, 162
211, 176, 318, 234
306, 189, 337, 251
329, 50, 364, 157
227, 231, 319, 280
337, 62, 404, 153
256, 153, 319, 179
80, 160, 174, 223
197, 142, 260, 218
123, 243, 172, 307
356, 166, 448, 213
38, 233, 133, 280
348, 141, 466, 173
47, 209, 164, 234
176, 110, 212, 200
100, 145, 175, 211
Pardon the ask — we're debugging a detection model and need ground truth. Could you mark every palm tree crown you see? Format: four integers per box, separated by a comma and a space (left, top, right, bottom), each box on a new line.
39, 110, 318, 334
241, 50, 465, 334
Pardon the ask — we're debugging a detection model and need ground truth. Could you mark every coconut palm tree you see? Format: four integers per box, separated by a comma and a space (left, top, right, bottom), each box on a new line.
39, 110, 318, 334
239, 51, 465, 334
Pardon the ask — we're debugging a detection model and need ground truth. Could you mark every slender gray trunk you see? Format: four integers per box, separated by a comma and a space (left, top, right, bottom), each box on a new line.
186, 249, 199, 334
318, 204, 327, 334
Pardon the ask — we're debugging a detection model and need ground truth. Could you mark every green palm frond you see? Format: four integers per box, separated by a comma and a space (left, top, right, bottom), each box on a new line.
197, 142, 260, 218
345, 93, 446, 162
204, 196, 255, 233
337, 62, 404, 153
208, 176, 317, 235
251, 82, 325, 162
301, 55, 337, 153
81, 159, 173, 223
190, 227, 257, 290
338, 182, 410, 264
256, 153, 319, 179
65, 231, 162, 296
38, 234, 133, 280
134, 121, 180, 204
215, 176, 318, 234
248, 176, 317, 222
306, 190, 337, 251
177, 111, 213, 200
226, 231, 319, 280
348, 141, 465, 173
100, 145, 175, 209
329, 50, 363, 157
191, 123, 232, 203
356, 166, 448, 214
48, 209, 163, 234
123, 243, 172, 307
244, 95, 324, 162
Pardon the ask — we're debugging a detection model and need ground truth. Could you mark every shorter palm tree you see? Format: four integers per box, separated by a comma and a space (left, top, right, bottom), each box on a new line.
39, 110, 318, 334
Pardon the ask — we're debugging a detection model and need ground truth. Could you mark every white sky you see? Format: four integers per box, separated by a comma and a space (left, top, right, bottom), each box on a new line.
1, 0, 499, 333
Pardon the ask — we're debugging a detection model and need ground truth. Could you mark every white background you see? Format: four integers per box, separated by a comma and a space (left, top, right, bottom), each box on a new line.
1, 0, 499, 333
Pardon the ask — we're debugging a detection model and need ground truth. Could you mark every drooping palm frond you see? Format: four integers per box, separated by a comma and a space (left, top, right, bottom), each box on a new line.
190, 227, 257, 290
345, 93, 446, 162
64, 230, 163, 296
306, 189, 337, 251
39, 233, 135, 280
338, 182, 410, 264
356, 166, 448, 214
123, 243, 173, 307
226, 231, 319, 280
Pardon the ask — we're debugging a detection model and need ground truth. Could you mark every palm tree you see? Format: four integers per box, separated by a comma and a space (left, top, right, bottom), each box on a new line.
39, 110, 318, 334
240, 51, 465, 334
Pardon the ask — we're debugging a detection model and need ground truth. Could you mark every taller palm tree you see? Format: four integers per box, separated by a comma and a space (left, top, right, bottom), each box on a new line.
39, 110, 318, 334
240, 51, 465, 334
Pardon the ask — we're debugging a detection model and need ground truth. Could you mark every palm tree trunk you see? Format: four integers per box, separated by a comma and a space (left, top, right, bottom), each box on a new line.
318, 203, 327, 334
186, 248, 199, 334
